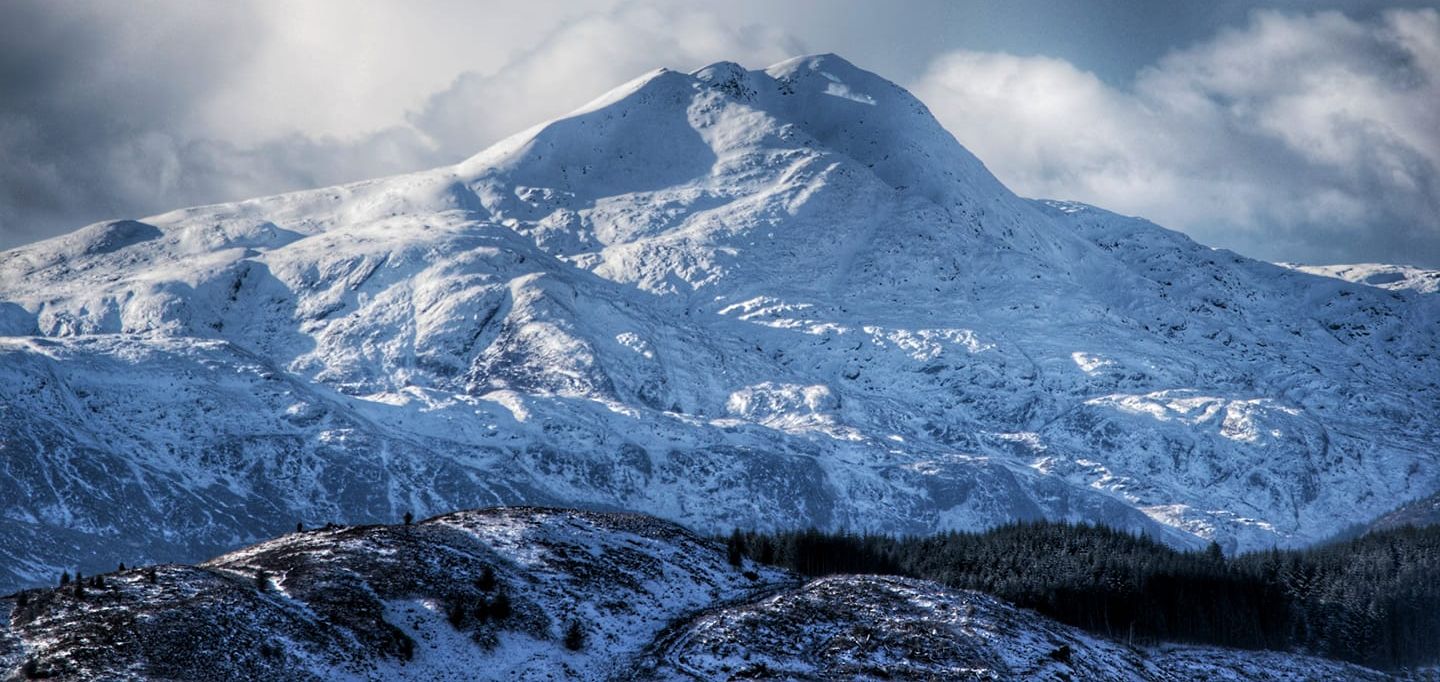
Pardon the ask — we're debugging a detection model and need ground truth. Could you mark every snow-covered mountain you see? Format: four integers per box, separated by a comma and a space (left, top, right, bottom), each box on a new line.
1, 54, 1437, 592
0, 508, 1394, 681
1281, 262, 1440, 295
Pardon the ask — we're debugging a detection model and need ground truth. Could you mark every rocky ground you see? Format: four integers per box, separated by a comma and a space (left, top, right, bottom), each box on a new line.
0, 507, 1404, 681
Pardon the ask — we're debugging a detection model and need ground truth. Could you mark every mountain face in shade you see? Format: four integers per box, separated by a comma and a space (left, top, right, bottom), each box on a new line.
1, 54, 1438, 592
0, 508, 1395, 681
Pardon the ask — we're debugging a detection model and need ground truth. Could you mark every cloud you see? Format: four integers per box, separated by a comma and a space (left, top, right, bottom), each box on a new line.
409, 3, 802, 160
0, 1, 263, 246
0, 1, 801, 250
3, 3, 1437, 268
913, 9, 1440, 266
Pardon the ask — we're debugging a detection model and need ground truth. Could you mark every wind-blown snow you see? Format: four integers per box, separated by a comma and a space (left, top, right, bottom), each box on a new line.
1, 54, 1437, 590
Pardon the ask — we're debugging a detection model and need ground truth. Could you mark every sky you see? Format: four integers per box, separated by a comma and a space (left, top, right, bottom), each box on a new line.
1, 0, 1438, 266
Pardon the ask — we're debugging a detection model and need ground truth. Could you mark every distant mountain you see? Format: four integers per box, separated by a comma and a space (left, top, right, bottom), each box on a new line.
2, 54, 1438, 592
1357, 489, 1440, 534
1281, 262, 1440, 295
0, 507, 1395, 681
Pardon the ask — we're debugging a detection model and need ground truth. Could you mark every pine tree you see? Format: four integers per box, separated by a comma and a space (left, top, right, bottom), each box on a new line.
59, 571, 70, 587
403, 511, 414, 526
727, 529, 745, 568
476, 565, 497, 592
490, 592, 512, 621
563, 620, 585, 651
447, 602, 466, 628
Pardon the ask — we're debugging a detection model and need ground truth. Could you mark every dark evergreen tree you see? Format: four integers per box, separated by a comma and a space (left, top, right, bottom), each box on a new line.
490, 592, 512, 621
59, 571, 70, 587
403, 511, 414, 526
563, 620, 585, 651
727, 529, 745, 567
476, 565, 497, 592
446, 602, 466, 628
1048, 644, 1072, 664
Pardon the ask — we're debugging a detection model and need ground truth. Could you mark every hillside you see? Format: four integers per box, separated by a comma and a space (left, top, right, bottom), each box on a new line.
1, 54, 1437, 591
0, 508, 1396, 681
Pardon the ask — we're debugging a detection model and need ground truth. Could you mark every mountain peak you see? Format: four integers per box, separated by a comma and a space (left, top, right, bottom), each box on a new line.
1, 53, 1438, 598
457, 53, 1011, 218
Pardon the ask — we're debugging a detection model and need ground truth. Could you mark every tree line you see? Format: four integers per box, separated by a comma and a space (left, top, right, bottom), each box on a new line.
725, 521, 1440, 670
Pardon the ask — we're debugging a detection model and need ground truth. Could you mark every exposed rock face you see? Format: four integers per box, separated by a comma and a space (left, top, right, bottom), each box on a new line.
1, 54, 1438, 591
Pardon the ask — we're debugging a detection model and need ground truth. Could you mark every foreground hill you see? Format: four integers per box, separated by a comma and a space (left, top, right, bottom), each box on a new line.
0, 508, 1395, 681
1, 54, 1438, 590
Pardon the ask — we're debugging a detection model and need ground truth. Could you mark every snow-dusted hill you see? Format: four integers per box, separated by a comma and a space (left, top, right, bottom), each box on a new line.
0, 508, 790, 681
1, 54, 1438, 591
1281, 262, 1440, 295
0, 508, 1394, 681
643, 574, 1392, 681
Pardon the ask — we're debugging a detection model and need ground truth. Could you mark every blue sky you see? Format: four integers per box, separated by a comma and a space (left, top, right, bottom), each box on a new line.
1, 0, 1437, 266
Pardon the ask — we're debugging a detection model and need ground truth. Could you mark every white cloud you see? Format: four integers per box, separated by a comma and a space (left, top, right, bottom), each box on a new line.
409, 3, 801, 160
913, 9, 1440, 266
0, 1, 801, 250
193, 0, 621, 144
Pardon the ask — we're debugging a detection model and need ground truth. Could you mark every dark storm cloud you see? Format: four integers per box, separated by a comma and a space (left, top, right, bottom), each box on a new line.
0, 2, 261, 243
0, 2, 444, 249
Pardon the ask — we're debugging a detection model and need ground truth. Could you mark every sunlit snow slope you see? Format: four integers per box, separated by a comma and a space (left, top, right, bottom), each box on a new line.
1, 55, 1437, 591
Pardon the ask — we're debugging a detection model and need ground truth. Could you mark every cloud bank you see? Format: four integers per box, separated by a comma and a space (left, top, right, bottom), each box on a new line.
914, 9, 1440, 265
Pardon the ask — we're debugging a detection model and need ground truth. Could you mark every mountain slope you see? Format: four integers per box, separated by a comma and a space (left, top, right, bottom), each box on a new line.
0, 508, 788, 681
642, 574, 1392, 681
0, 508, 1395, 681
1, 54, 1437, 591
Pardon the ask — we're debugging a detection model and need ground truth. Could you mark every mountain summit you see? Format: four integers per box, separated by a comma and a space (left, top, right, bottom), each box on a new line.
1, 55, 1437, 591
